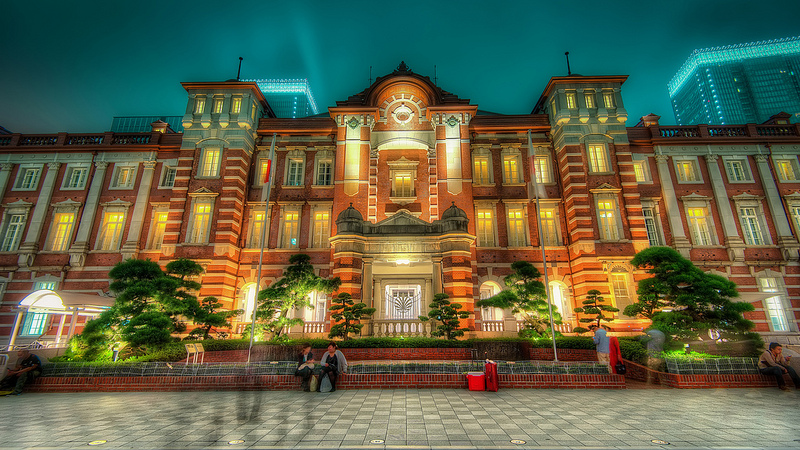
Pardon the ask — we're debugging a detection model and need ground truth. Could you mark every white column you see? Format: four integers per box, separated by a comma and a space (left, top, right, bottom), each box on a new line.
756, 154, 800, 260
0, 163, 14, 198
69, 161, 109, 266
705, 154, 745, 262
55, 314, 67, 345
655, 154, 691, 257
7, 310, 24, 348
121, 161, 156, 259
18, 162, 61, 267
66, 309, 79, 342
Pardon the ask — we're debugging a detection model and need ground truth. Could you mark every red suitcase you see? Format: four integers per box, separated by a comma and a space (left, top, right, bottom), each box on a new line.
485, 360, 498, 392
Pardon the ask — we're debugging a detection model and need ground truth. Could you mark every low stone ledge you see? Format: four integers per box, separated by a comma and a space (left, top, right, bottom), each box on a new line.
623, 360, 778, 389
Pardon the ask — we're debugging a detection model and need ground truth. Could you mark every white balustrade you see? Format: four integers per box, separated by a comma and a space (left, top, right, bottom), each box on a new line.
371, 320, 429, 337
481, 320, 504, 332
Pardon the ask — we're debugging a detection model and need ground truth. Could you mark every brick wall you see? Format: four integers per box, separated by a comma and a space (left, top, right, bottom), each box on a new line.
623, 360, 778, 389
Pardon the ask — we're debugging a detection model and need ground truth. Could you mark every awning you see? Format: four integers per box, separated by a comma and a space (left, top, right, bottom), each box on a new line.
19, 290, 114, 313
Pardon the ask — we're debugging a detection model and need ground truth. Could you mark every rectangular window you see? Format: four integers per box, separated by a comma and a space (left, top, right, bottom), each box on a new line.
148, 211, 169, 250
473, 156, 490, 184
584, 93, 595, 108
15, 166, 41, 190
534, 156, 551, 184
603, 92, 616, 108
282, 211, 299, 248
113, 166, 136, 188
98, 212, 125, 250
189, 202, 212, 243
597, 199, 619, 240
611, 273, 633, 315
791, 205, 800, 236
1, 214, 25, 252
34, 281, 56, 290
587, 144, 609, 173
565, 93, 577, 109
21, 312, 48, 337
201, 148, 221, 177
392, 172, 413, 197
503, 155, 520, 184
725, 160, 751, 182
540, 209, 559, 246
63, 166, 88, 189
633, 161, 647, 182
775, 159, 799, 181
676, 161, 698, 182
49, 212, 75, 251
643, 208, 662, 246
160, 166, 176, 188
385, 285, 421, 320
476, 208, 495, 247
286, 159, 304, 186
316, 160, 332, 186
687, 207, 712, 245
248, 211, 265, 249
231, 97, 242, 114
507, 206, 527, 247
312, 211, 330, 248
760, 278, 789, 332
739, 207, 765, 245
256, 159, 270, 186
194, 98, 205, 114
213, 98, 223, 114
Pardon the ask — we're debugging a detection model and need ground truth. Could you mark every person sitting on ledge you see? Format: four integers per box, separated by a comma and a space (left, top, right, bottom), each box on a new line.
318, 341, 347, 392
294, 343, 315, 392
759, 342, 800, 391
1, 349, 42, 396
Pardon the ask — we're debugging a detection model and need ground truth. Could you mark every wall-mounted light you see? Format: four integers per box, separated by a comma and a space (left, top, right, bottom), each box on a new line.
396, 259, 410, 265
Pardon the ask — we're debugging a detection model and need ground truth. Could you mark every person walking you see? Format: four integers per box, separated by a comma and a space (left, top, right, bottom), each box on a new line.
318, 342, 347, 392
759, 342, 800, 391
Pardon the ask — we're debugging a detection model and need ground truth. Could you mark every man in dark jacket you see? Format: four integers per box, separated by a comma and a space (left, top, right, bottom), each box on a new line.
1, 349, 42, 396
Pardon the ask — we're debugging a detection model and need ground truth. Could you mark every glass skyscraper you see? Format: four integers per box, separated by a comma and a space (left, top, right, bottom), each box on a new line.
243, 79, 319, 119
669, 36, 800, 125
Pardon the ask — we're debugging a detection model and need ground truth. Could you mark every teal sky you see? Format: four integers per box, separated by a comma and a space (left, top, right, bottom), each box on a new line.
2, 0, 799, 133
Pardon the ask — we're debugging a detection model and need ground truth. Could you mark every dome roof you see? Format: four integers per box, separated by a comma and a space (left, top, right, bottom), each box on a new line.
441, 202, 468, 220
336, 203, 364, 222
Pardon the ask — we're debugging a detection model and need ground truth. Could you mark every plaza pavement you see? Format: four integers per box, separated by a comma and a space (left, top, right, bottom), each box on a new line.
0, 387, 798, 450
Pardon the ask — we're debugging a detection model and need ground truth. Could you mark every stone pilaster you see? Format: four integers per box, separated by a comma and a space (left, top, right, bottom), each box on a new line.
757, 153, 800, 260
655, 154, 691, 257
69, 161, 108, 267
704, 154, 746, 262
18, 162, 61, 267
121, 160, 156, 259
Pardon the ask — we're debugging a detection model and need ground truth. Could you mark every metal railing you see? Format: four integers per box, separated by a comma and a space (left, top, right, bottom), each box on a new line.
665, 357, 759, 375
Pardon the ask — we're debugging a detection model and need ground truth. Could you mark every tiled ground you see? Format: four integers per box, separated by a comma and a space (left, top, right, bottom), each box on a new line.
1, 388, 798, 449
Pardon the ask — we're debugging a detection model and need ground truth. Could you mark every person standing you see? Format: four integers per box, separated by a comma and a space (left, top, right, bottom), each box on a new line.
294, 343, 315, 392
1, 349, 42, 396
593, 326, 610, 368
318, 342, 347, 392
759, 342, 800, 391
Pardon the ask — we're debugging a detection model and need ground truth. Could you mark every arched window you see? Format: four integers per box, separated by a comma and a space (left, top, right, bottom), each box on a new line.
548, 281, 570, 320
240, 283, 257, 322
479, 281, 503, 324
305, 291, 328, 323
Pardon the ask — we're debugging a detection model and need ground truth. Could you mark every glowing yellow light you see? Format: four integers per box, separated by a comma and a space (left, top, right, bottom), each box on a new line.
396, 259, 410, 265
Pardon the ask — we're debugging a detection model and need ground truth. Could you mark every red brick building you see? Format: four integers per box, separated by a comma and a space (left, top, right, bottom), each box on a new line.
1, 63, 799, 347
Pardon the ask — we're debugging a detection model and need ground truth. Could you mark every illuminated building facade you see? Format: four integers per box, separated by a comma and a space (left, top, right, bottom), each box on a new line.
244, 79, 319, 119
669, 36, 800, 125
1, 63, 799, 348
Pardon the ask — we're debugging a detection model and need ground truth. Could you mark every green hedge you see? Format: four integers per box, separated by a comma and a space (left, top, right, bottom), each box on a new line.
529, 337, 595, 350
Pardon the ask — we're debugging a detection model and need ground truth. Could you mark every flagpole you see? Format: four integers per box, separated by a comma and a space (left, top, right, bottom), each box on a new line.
248, 132, 277, 364
529, 130, 558, 362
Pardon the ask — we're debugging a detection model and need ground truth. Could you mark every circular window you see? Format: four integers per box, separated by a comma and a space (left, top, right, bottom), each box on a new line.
392, 104, 414, 124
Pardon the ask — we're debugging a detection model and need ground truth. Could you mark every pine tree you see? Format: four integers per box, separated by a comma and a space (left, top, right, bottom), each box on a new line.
419, 293, 472, 340
573, 290, 618, 331
328, 292, 376, 340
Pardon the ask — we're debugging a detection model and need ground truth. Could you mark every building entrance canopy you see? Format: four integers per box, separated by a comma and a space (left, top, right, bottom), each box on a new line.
19, 290, 113, 314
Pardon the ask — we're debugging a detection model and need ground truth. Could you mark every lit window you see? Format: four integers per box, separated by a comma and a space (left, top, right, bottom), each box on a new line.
97, 211, 125, 250
739, 207, 765, 245
160, 166, 176, 188
251, 102, 258, 122
115, 166, 135, 188
642, 208, 663, 246
633, 160, 648, 182
549, 282, 569, 319
255, 159, 270, 186
200, 148, 221, 177
14, 166, 41, 190
231, 97, 242, 114
676, 160, 699, 182
189, 201, 212, 243
584, 93, 595, 108
597, 199, 619, 240
473, 155, 491, 185
21, 312, 48, 336
775, 159, 799, 182
316, 160, 332, 186
502, 154, 521, 184
1, 214, 26, 252
147, 210, 169, 250
476, 208, 495, 247
540, 209, 559, 246
213, 98, 223, 114
603, 92, 616, 108
534, 156, 551, 184
587, 144, 609, 173
248, 211, 266, 249
392, 172, 414, 197
725, 159, 751, 182
790, 205, 800, 236
48, 212, 75, 252
282, 211, 300, 248
760, 278, 789, 332
306, 291, 328, 322
194, 98, 205, 114
507, 206, 527, 247
385, 285, 421, 319
610, 271, 633, 316
286, 159, 304, 186
565, 93, 577, 109
312, 211, 330, 248
63, 166, 88, 189
687, 207, 712, 245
